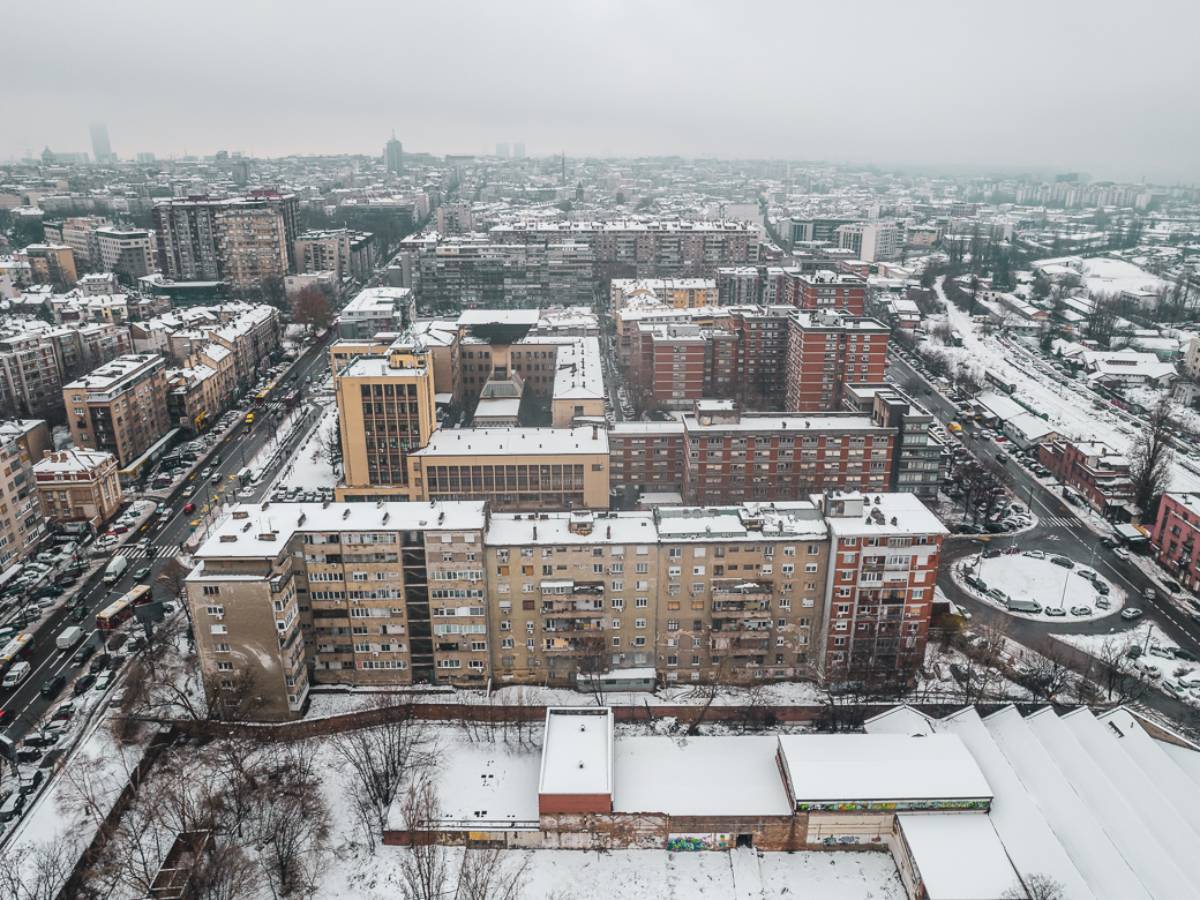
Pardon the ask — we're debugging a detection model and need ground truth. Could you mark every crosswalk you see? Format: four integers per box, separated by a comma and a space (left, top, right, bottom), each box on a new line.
115, 544, 182, 561
1042, 515, 1082, 528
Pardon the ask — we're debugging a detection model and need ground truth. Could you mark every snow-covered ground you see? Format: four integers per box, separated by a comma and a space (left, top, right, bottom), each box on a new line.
1055, 622, 1200, 707
928, 277, 1200, 492
1125, 384, 1200, 434
274, 399, 339, 492
953, 550, 1123, 622
1081, 256, 1167, 297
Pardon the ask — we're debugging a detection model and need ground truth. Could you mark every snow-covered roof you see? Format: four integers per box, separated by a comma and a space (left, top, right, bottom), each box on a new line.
820, 492, 947, 539
458, 309, 540, 327
192, 501, 487, 560
613, 736, 791, 817
974, 391, 1025, 422
33, 448, 115, 477
776, 734, 991, 806
538, 708, 613, 798
898, 814, 1020, 900
655, 502, 827, 542
415, 425, 608, 458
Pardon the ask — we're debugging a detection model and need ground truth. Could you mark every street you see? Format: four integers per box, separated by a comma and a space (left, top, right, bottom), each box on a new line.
0, 330, 335, 742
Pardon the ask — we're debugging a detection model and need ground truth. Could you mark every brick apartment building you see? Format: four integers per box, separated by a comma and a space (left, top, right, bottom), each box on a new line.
185, 492, 943, 720
1037, 438, 1133, 518
815, 492, 947, 686
1151, 493, 1200, 592
63, 354, 171, 468
783, 270, 866, 315
783, 311, 890, 412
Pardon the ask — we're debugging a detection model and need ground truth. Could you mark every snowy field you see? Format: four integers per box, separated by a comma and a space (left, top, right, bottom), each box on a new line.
928, 277, 1200, 492
1056, 623, 1200, 707
953, 551, 1123, 622
1081, 256, 1167, 296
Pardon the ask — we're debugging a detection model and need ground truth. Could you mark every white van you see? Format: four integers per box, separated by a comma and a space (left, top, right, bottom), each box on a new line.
2, 661, 31, 689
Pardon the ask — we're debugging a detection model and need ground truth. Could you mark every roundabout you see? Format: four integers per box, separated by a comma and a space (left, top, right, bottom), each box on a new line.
952, 548, 1125, 623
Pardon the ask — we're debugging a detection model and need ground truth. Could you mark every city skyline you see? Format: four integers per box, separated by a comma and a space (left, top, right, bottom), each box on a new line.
6, 0, 1199, 184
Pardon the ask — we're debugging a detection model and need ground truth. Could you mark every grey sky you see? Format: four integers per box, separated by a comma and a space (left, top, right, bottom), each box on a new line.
7, 0, 1199, 182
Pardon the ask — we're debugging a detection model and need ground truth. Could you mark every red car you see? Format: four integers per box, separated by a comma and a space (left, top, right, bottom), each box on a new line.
111, 524, 129, 534
183, 502, 195, 514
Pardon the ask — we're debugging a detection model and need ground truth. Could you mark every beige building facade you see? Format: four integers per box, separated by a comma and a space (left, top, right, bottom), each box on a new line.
0, 419, 51, 568
34, 448, 122, 529
63, 354, 171, 468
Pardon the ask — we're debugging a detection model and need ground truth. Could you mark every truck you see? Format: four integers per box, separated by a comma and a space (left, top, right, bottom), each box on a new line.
56, 625, 84, 651
102, 556, 128, 585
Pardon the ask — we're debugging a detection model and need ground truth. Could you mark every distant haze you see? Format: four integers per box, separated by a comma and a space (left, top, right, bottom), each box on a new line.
7, 0, 1199, 183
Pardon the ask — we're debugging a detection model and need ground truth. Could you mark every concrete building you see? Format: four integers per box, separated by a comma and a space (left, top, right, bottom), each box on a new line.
844, 385, 941, 499
89, 122, 114, 163
836, 222, 900, 262
42, 216, 109, 267
20, 244, 78, 289
384, 136, 404, 173
215, 203, 291, 292
337, 287, 411, 339
294, 228, 375, 282
0, 420, 51, 568
34, 447, 121, 530
62, 354, 171, 467
184, 492, 942, 719
716, 267, 760, 306
1038, 439, 1133, 518
609, 278, 719, 310
95, 226, 157, 281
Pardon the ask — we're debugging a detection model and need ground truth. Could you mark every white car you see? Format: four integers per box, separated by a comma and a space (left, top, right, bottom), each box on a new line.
1024, 550, 1046, 560
1113, 547, 1131, 561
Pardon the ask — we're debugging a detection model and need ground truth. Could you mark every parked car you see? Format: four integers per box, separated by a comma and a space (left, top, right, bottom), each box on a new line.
1050, 556, 1075, 569
73, 673, 96, 695
1024, 550, 1046, 560
1045, 607, 1067, 617
965, 574, 988, 591
1121, 607, 1144, 621
1095, 597, 1112, 610
1070, 605, 1093, 616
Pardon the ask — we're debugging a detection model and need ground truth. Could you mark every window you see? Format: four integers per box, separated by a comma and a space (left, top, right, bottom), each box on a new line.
214, 643, 231, 653
635, 618, 646, 629
635, 597, 648, 608
216, 661, 234, 671
667, 619, 679, 631
210, 624, 227, 635
202, 585, 220, 596
205, 605, 224, 617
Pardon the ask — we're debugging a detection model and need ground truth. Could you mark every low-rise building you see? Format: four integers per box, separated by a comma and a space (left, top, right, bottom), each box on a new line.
337, 287, 411, 339
1151, 493, 1200, 593
1038, 438, 1133, 518
34, 448, 121, 530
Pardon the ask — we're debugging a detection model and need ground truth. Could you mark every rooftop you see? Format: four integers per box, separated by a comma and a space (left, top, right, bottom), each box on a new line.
538, 708, 614, 798
415, 425, 608, 458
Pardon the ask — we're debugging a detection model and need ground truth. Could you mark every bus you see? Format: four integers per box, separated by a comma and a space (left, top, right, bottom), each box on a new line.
0, 633, 34, 672
96, 584, 153, 631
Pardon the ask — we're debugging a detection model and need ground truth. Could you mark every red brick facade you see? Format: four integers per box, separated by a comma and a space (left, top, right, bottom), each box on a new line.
1151, 493, 1200, 592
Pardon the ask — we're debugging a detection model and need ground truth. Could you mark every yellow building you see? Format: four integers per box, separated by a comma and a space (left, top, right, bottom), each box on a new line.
334, 342, 438, 501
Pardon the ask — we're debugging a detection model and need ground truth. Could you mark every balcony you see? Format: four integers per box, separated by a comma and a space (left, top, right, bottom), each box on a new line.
543, 635, 605, 653
712, 617, 772, 633
542, 617, 604, 633
541, 598, 605, 615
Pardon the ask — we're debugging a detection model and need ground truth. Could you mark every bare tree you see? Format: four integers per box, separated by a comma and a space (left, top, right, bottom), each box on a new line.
1005, 873, 1065, 900
1129, 394, 1174, 517
0, 836, 76, 900
253, 741, 331, 898
194, 842, 263, 900
398, 779, 450, 900
331, 698, 430, 847
455, 848, 528, 900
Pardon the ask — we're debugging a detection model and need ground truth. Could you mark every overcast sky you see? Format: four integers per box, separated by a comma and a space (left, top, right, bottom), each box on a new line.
7, 0, 1198, 183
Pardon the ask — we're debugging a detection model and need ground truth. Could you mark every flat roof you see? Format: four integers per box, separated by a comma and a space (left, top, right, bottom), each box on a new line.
777, 734, 992, 804
538, 708, 613, 797
613, 736, 790, 817
415, 425, 608, 458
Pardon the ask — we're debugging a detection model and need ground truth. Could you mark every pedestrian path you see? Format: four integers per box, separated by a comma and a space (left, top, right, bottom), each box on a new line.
115, 544, 181, 561
1042, 515, 1081, 528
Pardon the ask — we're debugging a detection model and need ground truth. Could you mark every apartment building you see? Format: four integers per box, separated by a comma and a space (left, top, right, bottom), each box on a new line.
185, 500, 488, 719
335, 344, 439, 500
609, 278, 719, 310
787, 217, 857, 245
0, 420, 51, 568
843, 385, 941, 499
63, 354, 171, 467
216, 203, 291, 292
835, 222, 900, 263
681, 403, 894, 505
42, 215, 110, 266
337, 287, 411, 339
716, 267, 761, 306
608, 422, 687, 498
0, 323, 131, 420
154, 193, 299, 286
33, 448, 121, 529
783, 311, 889, 412
1151, 493, 1200, 593
1037, 439, 1133, 517
186, 492, 940, 719
95, 226, 157, 281
294, 228, 376, 282
815, 492, 947, 686
783, 270, 866, 315
20, 244, 78, 289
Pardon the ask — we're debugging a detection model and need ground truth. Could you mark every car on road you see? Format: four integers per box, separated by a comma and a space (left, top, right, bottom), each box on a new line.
1099, 537, 1118, 549
133, 566, 152, 581
70, 605, 87, 623
1050, 556, 1074, 569
1113, 547, 1131, 561
1045, 607, 1067, 617
984, 522, 1009, 534
40, 674, 66, 698
1121, 607, 1144, 621
1070, 606, 1092, 616
70, 644, 94, 667
183, 502, 196, 514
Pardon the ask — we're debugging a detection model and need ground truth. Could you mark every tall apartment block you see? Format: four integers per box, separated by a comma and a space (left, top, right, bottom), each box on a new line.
295, 229, 376, 282
0, 420, 51, 569
185, 492, 941, 720
95, 226, 157, 281
815, 492, 946, 685
63, 354, 171, 468
784, 270, 866, 315
153, 193, 299, 287
783, 311, 889, 412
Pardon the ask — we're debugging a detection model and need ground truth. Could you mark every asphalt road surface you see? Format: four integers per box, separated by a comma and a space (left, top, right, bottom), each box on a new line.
890, 352, 1200, 722
0, 331, 334, 742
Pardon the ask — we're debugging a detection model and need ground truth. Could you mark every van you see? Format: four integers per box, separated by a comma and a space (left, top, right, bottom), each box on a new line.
2, 661, 31, 689
103, 556, 128, 584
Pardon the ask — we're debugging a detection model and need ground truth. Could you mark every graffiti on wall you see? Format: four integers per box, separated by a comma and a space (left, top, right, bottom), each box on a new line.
666, 833, 732, 851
